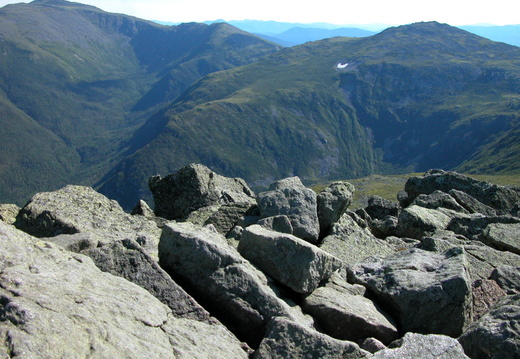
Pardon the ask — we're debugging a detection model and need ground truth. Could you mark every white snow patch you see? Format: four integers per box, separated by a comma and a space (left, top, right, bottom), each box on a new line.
337, 62, 348, 69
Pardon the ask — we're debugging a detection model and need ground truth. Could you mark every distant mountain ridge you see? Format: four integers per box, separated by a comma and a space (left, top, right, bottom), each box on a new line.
98, 21, 520, 208
0, 0, 280, 205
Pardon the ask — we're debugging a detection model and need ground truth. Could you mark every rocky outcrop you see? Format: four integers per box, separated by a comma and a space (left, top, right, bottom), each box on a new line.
238, 224, 342, 294
0, 221, 248, 358
158, 222, 312, 346
14, 185, 161, 257
256, 176, 320, 243
348, 247, 473, 337
0, 203, 20, 224
3, 167, 519, 357
148, 163, 256, 220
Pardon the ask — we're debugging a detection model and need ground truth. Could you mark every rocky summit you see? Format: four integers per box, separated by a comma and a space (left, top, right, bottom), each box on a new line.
1, 164, 519, 358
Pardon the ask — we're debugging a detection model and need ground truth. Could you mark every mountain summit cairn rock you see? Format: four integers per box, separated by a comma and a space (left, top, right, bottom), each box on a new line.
149, 163, 256, 220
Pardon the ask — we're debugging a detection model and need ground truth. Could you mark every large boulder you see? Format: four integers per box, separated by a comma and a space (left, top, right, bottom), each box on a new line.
397, 205, 452, 239
320, 212, 397, 267
14, 185, 161, 257
371, 332, 469, 359
301, 274, 398, 344
490, 265, 520, 294
317, 181, 354, 234
148, 163, 256, 220
404, 170, 520, 215
411, 190, 469, 213
252, 317, 370, 359
348, 247, 473, 337
0, 221, 248, 358
256, 176, 320, 243
238, 225, 342, 294
458, 294, 520, 359
158, 222, 312, 346
481, 222, 520, 255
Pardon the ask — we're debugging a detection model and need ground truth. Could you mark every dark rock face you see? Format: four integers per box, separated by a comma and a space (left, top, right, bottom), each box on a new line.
149, 163, 256, 220
317, 181, 355, 234
458, 294, 520, 359
256, 177, 320, 243
348, 247, 473, 337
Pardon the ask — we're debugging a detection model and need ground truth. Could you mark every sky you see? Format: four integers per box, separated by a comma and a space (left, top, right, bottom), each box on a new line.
0, 0, 518, 26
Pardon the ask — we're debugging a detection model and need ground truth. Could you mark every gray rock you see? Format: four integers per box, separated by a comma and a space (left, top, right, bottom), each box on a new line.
0, 221, 249, 358
321, 213, 397, 267
252, 317, 370, 359
348, 247, 473, 337
490, 265, 520, 294
158, 222, 313, 346
14, 185, 161, 258
371, 332, 469, 359
130, 199, 155, 217
404, 170, 520, 215
412, 190, 469, 213
447, 213, 520, 241
204, 202, 257, 235
238, 225, 342, 294
481, 222, 520, 255
449, 189, 498, 216
359, 337, 387, 354
317, 181, 354, 233
257, 215, 293, 234
370, 215, 399, 238
458, 294, 520, 359
149, 163, 255, 220
0, 203, 20, 224
256, 176, 320, 243
397, 205, 452, 239
43, 232, 100, 252
301, 274, 398, 344
365, 196, 401, 220
83, 238, 212, 322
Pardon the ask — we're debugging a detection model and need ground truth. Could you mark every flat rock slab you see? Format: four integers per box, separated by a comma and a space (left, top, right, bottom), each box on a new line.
14, 185, 161, 257
371, 332, 469, 359
397, 205, 452, 239
458, 294, 520, 359
482, 222, 520, 255
253, 317, 370, 359
348, 247, 473, 337
0, 221, 248, 358
239, 224, 342, 294
302, 275, 398, 344
159, 222, 312, 346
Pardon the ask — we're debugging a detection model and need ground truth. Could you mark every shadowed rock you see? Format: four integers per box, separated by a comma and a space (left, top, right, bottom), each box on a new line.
317, 181, 354, 234
252, 317, 370, 359
149, 163, 255, 220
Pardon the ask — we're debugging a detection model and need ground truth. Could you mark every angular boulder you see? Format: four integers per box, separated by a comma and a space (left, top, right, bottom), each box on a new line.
252, 317, 370, 359
397, 205, 452, 239
348, 247, 473, 337
0, 221, 248, 358
149, 163, 255, 220
458, 294, 520, 359
257, 215, 293, 234
411, 190, 468, 213
0, 203, 20, 224
301, 274, 398, 344
14, 185, 161, 257
404, 170, 520, 215
317, 181, 354, 234
371, 332, 469, 359
256, 176, 320, 243
320, 212, 397, 267
238, 225, 342, 294
481, 222, 520, 255
490, 265, 520, 294
158, 222, 312, 346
